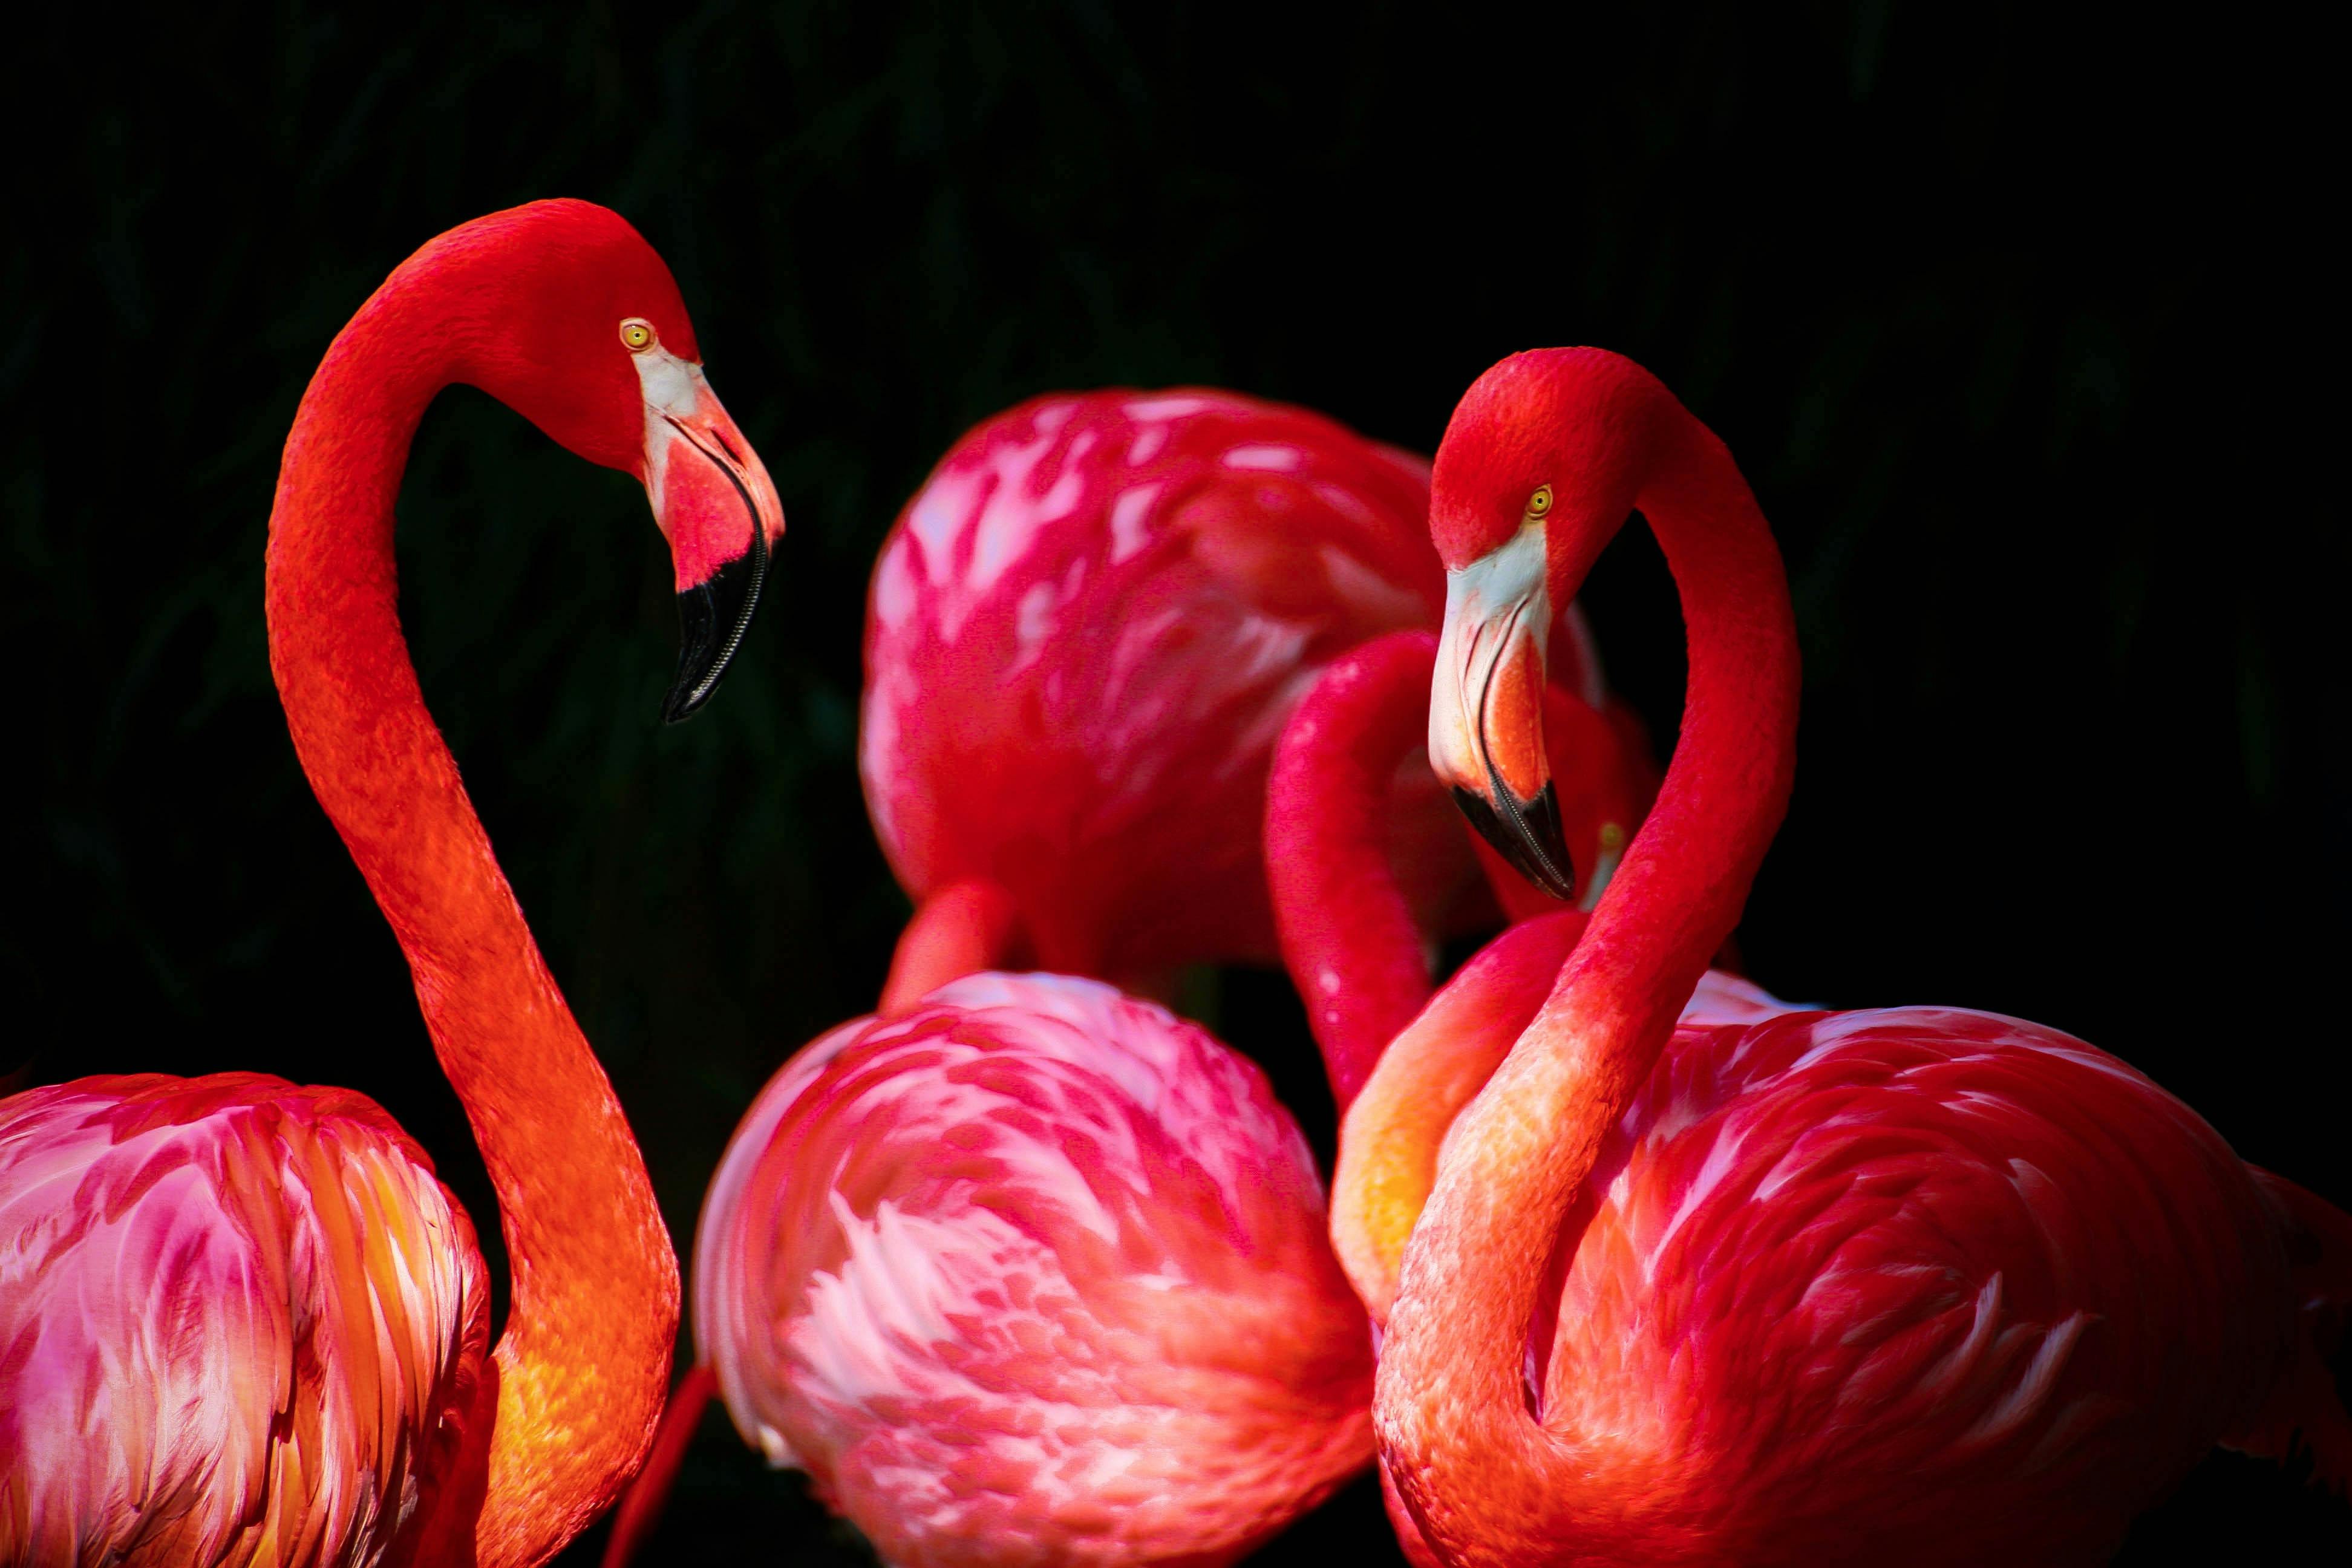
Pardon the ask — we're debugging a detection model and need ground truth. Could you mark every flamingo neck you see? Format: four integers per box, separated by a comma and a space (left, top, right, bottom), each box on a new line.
1377, 391, 1798, 1560
1266, 631, 1445, 1109
264, 270, 676, 1567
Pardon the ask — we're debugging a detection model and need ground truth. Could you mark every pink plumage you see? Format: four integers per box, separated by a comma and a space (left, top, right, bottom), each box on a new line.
0, 1074, 488, 1568
861, 388, 1602, 988
1504, 1005, 2294, 1563
692, 973, 1374, 1567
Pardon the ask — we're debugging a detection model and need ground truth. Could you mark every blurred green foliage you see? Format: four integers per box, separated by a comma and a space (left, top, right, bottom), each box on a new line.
5, 2, 2343, 1560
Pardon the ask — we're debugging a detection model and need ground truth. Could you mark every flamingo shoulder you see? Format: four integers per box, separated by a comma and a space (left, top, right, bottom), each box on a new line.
0, 1072, 489, 1568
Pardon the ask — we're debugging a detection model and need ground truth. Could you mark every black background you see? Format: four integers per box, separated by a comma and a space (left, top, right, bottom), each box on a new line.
7, 3, 2345, 1561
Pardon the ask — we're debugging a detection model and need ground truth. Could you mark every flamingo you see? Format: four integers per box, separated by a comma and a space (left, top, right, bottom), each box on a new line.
863, 387, 1631, 1011
684, 970, 1376, 1567
1341, 346, 2351, 1565
0, 198, 785, 1568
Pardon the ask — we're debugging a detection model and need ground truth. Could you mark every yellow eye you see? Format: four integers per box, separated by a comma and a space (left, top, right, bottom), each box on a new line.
619, 318, 657, 352
1526, 485, 1553, 519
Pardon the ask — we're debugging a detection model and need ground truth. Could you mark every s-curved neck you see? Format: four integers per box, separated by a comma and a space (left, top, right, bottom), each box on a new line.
1266, 632, 1445, 1109
1376, 379, 1798, 1558
265, 267, 678, 1567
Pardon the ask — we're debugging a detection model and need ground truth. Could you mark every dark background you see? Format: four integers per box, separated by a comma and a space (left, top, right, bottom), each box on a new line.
7, 2, 2345, 1561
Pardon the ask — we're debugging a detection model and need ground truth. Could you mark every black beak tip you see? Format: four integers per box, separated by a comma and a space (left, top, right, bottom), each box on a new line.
659, 670, 714, 726
1451, 780, 1579, 903
660, 531, 768, 727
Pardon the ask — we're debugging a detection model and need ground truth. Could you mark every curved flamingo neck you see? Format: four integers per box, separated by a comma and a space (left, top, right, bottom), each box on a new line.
265, 258, 677, 1568
1267, 632, 1445, 1109
1377, 372, 1798, 1560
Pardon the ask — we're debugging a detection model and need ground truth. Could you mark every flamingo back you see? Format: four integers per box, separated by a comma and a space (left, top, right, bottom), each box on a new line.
0, 1074, 488, 1568
861, 390, 1491, 981
693, 972, 1375, 1568
1526, 1006, 2293, 1565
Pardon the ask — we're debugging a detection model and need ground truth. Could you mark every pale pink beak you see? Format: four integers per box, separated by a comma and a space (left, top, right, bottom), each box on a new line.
1429, 523, 1577, 900
633, 347, 786, 724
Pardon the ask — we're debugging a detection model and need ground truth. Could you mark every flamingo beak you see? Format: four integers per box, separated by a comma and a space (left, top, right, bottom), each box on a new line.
1429, 523, 1578, 900
636, 348, 786, 724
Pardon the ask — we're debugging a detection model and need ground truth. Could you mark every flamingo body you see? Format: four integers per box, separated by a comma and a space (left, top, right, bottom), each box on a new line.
693, 972, 1374, 1567
0, 1075, 489, 1568
863, 388, 1592, 988
1414, 1004, 2292, 1566
1, 200, 786, 1568
1371, 345, 2351, 1566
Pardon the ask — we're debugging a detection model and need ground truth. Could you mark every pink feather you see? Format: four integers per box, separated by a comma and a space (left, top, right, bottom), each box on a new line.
693, 973, 1374, 1567
0, 1074, 488, 1568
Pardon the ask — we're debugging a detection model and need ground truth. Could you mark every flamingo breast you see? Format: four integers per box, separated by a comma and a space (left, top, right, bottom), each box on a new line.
0, 1074, 488, 1568
1529, 1007, 2294, 1564
694, 972, 1375, 1568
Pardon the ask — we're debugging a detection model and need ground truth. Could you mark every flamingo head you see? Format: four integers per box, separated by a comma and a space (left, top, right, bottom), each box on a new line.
1425, 347, 1658, 898
428, 199, 787, 723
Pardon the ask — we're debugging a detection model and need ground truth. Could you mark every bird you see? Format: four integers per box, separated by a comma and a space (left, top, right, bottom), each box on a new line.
862, 386, 1631, 1012
1348, 345, 2351, 1566
1263, 626, 1791, 1567
685, 970, 1377, 1568
0, 198, 785, 1568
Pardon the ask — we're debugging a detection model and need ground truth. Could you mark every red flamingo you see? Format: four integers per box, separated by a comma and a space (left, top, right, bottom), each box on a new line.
863, 387, 1628, 1011
0, 200, 785, 1568
1265, 628, 1792, 1566
1356, 347, 2351, 1565
686, 970, 1376, 1566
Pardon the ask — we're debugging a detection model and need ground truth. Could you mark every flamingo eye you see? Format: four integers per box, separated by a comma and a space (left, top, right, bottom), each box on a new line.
619, 318, 658, 352
1525, 485, 1553, 520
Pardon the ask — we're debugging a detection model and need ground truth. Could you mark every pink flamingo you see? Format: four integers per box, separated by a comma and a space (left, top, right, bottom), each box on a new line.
862, 387, 1629, 1011
1350, 346, 2351, 1565
0, 200, 785, 1568
687, 971, 1376, 1567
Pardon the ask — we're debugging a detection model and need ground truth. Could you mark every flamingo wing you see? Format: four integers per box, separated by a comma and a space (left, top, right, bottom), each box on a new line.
1538, 1007, 2293, 1565
0, 1074, 488, 1568
694, 973, 1374, 1568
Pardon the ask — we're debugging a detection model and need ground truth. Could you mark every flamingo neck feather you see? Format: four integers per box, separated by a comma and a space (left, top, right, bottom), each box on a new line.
1377, 366, 1798, 1560
264, 246, 678, 1568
